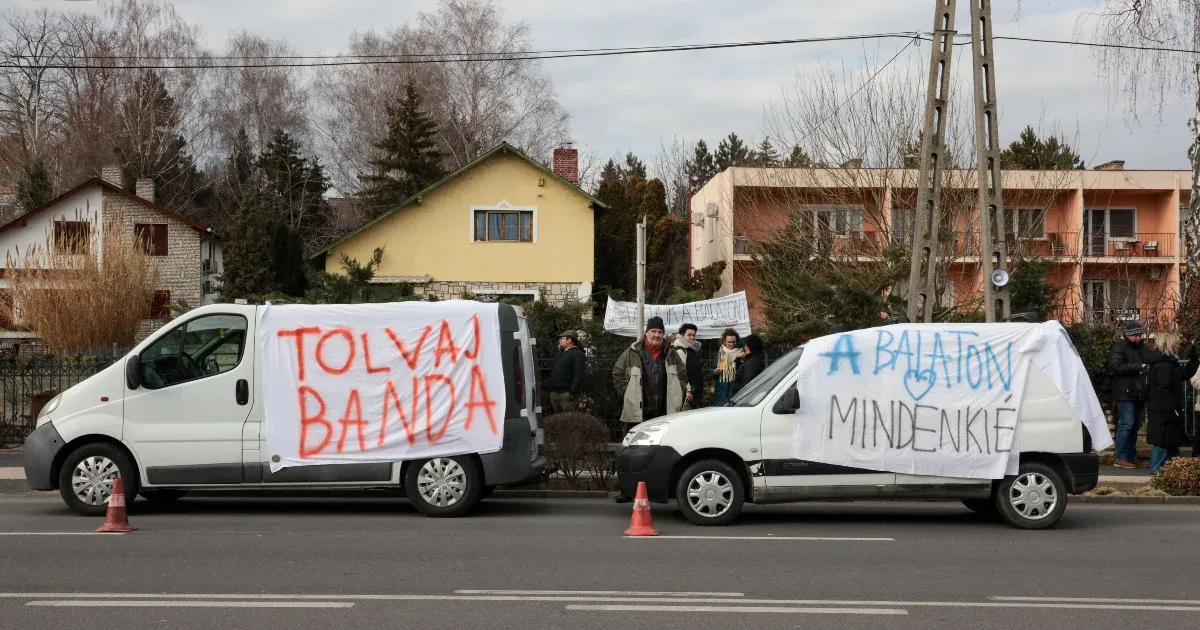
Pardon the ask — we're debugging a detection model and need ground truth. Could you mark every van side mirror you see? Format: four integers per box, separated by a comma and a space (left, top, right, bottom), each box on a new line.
125, 355, 142, 390
772, 385, 799, 415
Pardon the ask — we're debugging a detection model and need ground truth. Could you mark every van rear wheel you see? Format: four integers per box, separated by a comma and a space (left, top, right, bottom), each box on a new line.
675, 459, 744, 526
995, 462, 1067, 530
404, 456, 484, 518
57, 443, 139, 517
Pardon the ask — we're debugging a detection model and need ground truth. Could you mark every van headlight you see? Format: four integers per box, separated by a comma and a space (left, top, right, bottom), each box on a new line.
39, 394, 61, 419
623, 422, 669, 447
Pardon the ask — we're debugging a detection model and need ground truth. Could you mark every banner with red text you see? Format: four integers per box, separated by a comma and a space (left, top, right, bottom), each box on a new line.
260, 301, 506, 472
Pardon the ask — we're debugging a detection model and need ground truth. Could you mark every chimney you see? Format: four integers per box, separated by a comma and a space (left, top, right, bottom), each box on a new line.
101, 164, 123, 188
135, 178, 156, 204
553, 144, 580, 187
1095, 160, 1125, 171
841, 158, 863, 169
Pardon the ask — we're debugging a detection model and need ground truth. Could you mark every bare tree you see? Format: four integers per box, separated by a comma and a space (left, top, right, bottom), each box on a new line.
207, 30, 310, 157
1075, 1, 1200, 335
0, 9, 71, 187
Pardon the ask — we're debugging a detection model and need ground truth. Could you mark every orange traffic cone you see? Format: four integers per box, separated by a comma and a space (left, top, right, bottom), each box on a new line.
623, 481, 659, 536
95, 477, 135, 533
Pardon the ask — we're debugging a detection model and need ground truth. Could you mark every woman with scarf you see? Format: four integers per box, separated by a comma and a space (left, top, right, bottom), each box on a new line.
712, 329, 741, 406
672, 323, 704, 409
1146, 332, 1187, 473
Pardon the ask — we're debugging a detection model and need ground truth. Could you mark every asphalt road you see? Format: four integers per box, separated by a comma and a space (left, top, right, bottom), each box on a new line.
1, 494, 1198, 629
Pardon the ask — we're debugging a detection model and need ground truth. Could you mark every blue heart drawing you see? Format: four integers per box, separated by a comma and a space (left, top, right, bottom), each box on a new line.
903, 369, 938, 402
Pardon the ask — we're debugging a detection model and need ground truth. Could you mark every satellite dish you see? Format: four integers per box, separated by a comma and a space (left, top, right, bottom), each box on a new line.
991, 269, 1010, 287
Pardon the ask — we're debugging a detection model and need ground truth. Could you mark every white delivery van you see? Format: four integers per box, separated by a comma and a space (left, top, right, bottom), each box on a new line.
616, 332, 1102, 530
23, 302, 547, 518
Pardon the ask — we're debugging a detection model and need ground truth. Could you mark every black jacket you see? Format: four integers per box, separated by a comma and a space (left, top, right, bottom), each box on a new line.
735, 354, 765, 391
1108, 339, 1147, 402
1145, 349, 1185, 447
547, 346, 586, 395
683, 346, 704, 405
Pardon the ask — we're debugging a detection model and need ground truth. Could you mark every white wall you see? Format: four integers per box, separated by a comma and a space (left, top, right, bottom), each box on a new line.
0, 186, 104, 270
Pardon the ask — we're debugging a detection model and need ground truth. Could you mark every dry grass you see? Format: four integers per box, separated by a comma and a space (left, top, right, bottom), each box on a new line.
3, 212, 160, 355
1086, 486, 1120, 496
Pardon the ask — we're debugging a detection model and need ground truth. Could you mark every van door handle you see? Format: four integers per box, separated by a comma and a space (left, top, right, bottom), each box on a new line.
236, 379, 249, 406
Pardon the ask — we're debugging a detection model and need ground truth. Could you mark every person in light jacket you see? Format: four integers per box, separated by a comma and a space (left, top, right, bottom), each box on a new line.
612, 316, 688, 425
672, 323, 704, 409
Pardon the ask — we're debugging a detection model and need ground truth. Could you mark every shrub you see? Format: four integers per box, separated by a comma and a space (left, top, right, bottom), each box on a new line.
3, 212, 160, 354
1151, 457, 1200, 496
545, 412, 611, 490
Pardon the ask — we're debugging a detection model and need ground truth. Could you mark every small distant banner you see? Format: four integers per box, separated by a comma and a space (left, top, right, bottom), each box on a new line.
603, 292, 752, 340
259, 301, 506, 472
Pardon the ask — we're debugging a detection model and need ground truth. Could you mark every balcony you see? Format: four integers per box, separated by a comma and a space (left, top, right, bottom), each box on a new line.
1083, 307, 1178, 330
1082, 232, 1176, 259
732, 230, 886, 260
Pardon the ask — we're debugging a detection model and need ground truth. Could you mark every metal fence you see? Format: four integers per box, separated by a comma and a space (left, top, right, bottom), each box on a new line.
0, 350, 128, 447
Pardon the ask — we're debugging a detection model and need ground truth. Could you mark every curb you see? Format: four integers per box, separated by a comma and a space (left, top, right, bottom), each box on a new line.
1071, 494, 1200, 505
494, 489, 610, 499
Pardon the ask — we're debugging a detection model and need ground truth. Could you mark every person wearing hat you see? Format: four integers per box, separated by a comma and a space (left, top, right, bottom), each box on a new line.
546, 330, 587, 414
612, 316, 688, 425
1109, 321, 1151, 469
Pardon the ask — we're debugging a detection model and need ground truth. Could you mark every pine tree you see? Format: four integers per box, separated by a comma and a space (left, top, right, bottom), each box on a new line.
1000, 126, 1085, 170
785, 145, 813, 168
358, 78, 446, 215
114, 70, 205, 210
257, 129, 332, 297
218, 176, 277, 300
16, 157, 54, 212
714, 133, 751, 171
684, 140, 717, 191
753, 137, 780, 167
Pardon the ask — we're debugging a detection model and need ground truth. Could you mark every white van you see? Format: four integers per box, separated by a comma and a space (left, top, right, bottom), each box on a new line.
23, 303, 547, 517
616, 341, 1101, 530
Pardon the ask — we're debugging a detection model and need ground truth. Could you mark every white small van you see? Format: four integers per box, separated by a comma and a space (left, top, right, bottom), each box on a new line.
24, 302, 547, 517
616, 341, 1101, 530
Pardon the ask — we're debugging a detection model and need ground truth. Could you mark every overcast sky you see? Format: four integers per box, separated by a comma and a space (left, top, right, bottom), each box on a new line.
9, 0, 1195, 170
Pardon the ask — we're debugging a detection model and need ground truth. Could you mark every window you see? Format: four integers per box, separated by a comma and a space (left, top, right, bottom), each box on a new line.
803, 205, 864, 235
150, 290, 171, 320
135, 224, 168, 256
54, 221, 91, 255
1109, 208, 1135, 239
474, 210, 533, 242
1000, 207, 1046, 239
137, 314, 248, 390
891, 207, 914, 244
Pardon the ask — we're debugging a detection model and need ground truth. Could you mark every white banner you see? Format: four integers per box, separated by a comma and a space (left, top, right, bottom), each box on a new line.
791, 321, 1113, 480
603, 292, 751, 340
260, 301, 506, 472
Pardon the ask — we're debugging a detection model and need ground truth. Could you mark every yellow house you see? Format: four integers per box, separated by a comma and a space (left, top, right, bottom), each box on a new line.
317, 143, 605, 304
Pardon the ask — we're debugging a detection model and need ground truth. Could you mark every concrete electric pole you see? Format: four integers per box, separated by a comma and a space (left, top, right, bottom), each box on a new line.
907, 0, 1011, 323
636, 218, 647, 334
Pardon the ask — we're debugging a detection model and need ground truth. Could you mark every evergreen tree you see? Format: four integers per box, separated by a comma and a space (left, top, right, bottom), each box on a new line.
623, 153, 647, 181
1000, 126, 1085, 170
16, 157, 53, 212
218, 176, 277, 300
114, 70, 206, 210
753, 137, 780, 167
785, 144, 813, 168
358, 78, 446, 215
714, 132, 751, 171
684, 140, 717, 191
256, 129, 332, 296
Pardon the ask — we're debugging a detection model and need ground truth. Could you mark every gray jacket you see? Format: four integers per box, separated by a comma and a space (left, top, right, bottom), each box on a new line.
612, 337, 688, 424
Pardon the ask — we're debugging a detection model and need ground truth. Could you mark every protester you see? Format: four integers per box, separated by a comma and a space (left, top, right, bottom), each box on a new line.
1108, 321, 1150, 469
712, 329, 741, 406
611, 316, 688, 503
1145, 333, 1186, 473
546, 330, 586, 414
735, 334, 765, 392
672, 323, 704, 409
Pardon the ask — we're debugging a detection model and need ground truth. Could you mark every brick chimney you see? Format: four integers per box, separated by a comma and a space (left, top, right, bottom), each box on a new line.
553, 144, 579, 187
1095, 160, 1125, 171
101, 164, 123, 188
135, 178, 156, 204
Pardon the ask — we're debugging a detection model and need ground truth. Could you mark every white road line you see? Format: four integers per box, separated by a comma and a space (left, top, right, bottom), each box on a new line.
993, 596, 1200, 606
455, 590, 745, 598
0, 467, 23, 480
0, 533, 127, 536
26, 600, 353, 609
566, 604, 907, 615
629, 535, 895, 541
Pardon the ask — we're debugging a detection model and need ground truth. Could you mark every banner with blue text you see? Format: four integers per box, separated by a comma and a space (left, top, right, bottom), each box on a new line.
792, 321, 1112, 480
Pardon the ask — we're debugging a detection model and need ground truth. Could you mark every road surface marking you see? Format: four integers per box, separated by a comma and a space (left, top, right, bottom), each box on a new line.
0, 468, 25, 480
993, 596, 1200, 605
455, 590, 745, 598
3, 593, 1199, 612
0, 533, 128, 536
629, 535, 895, 541
27, 600, 352, 608
566, 604, 907, 615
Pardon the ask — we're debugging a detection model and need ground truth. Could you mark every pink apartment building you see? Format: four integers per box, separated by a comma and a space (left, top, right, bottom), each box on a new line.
690, 161, 1190, 330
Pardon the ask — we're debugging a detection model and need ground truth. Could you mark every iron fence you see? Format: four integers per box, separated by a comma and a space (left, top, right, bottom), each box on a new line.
0, 350, 129, 447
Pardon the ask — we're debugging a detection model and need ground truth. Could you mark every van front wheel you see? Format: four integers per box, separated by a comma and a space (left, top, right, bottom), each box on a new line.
57, 443, 139, 517
995, 462, 1067, 530
404, 456, 484, 518
675, 460, 744, 526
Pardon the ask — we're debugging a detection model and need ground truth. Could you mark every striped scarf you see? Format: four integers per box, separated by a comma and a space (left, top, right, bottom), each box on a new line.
717, 345, 739, 383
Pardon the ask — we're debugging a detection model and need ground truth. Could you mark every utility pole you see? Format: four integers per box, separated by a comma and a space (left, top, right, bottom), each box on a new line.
636, 218, 647, 334
907, 0, 957, 323
971, 0, 1010, 322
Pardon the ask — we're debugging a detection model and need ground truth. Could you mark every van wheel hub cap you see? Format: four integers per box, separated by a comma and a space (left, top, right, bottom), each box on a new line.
687, 471, 733, 518
417, 459, 467, 508
1008, 472, 1058, 521
71, 456, 119, 506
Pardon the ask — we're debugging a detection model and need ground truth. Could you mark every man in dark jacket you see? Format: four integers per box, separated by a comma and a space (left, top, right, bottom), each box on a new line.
1109, 321, 1149, 469
672, 323, 704, 409
546, 330, 586, 414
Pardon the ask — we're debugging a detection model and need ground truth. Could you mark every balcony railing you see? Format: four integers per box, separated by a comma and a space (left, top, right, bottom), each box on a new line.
1084, 307, 1178, 329
1082, 232, 1176, 258
733, 230, 886, 258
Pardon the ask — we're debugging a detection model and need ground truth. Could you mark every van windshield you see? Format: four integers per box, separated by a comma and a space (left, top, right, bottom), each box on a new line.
728, 346, 804, 407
